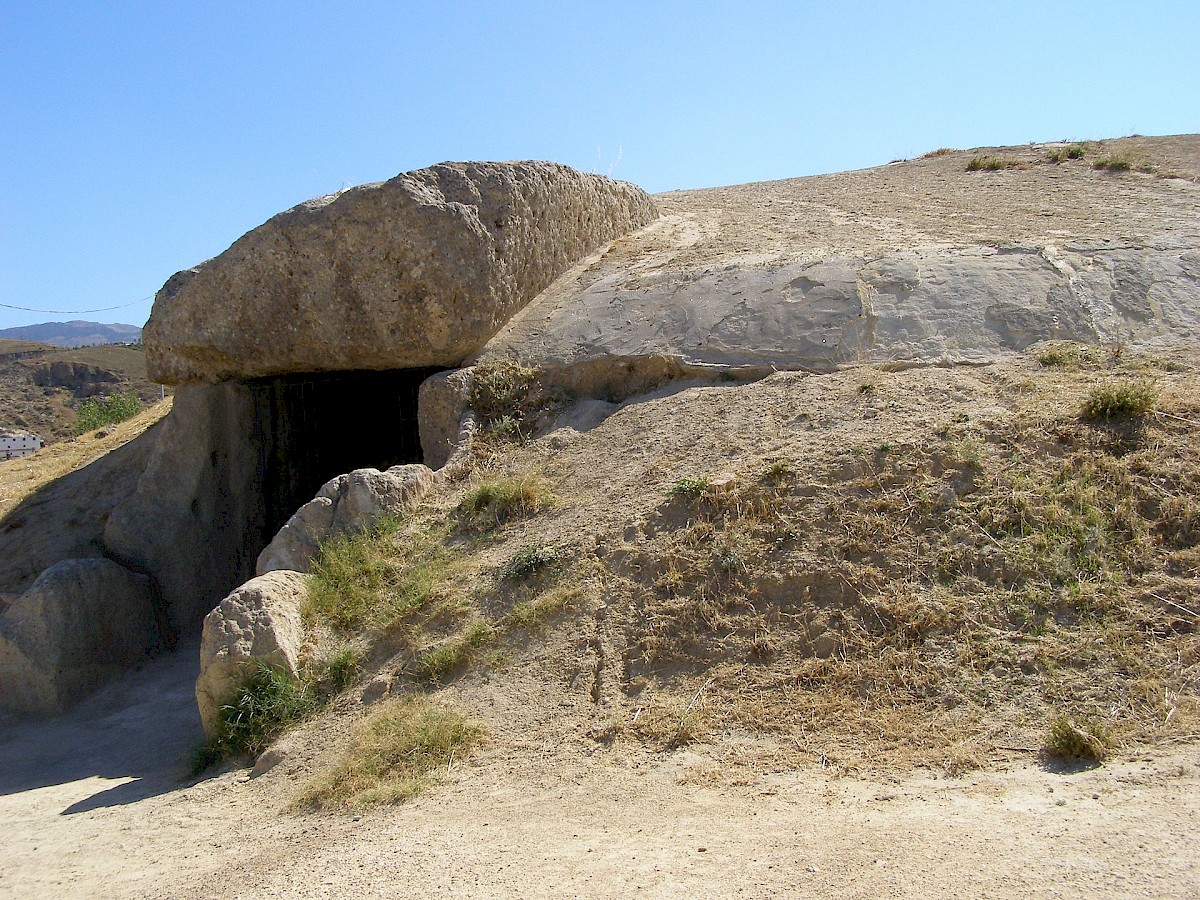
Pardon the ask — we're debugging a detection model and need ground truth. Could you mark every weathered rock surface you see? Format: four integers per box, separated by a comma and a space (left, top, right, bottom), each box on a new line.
256, 465, 434, 575
418, 368, 473, 469
104, 384, 269, 640
195, 570, 309, 738
145, 161, 658, 384
31, 361, 120, 396
482, 136, 1200, 376
0, 558, 160, 715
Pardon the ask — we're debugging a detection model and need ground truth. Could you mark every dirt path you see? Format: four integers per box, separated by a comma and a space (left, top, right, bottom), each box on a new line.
2, 647, 1197, 899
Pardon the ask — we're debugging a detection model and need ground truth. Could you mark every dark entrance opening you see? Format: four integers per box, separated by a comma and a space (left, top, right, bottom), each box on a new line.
247, 367, 445, 545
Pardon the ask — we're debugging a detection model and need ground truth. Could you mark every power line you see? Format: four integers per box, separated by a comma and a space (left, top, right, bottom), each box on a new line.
0, 295, 153, 315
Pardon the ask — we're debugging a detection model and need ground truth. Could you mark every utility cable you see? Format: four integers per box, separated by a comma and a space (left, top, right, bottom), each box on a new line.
0, 295, 152, 315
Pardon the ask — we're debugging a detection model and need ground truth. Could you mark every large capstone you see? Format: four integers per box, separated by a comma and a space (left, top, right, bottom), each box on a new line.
144, 161, 658, 384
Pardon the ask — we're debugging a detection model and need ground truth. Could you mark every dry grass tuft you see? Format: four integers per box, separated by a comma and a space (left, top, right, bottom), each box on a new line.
468, 358, 542, 426
1081, 381, 1157, 421
1044, 712, 1113, 762
457, 473, 555, 527
1046, 145, 1086, 163
296, 696, 484, 809
966, 155, 1023, 172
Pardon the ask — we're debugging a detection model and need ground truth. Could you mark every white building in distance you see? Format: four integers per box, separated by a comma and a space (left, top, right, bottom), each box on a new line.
1, 432, 44, 460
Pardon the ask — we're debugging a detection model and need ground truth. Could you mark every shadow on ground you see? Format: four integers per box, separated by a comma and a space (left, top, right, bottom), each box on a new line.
0, 641, 202, 814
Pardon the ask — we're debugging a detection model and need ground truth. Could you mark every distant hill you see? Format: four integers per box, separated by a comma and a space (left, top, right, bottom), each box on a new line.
0, 320, 142, 347
0, 342, 165, 444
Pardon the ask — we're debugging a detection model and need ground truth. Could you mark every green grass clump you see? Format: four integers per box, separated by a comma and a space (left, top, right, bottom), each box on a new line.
499, 544, 562, 580
457, 474, 553, 526
1044, 713, 1112, 762
311, 645, 366, 694
671, 476, 710, 498
1046, 145, 1085, 162
416, 620, 496, 683
74, 392, 141, 434
195, 662, 316, 770
296, 696, 484, 809
193, 648, 369, 773
306, 518, 453, 632
966, 155, 1022, 172
1081, 381, 1157, 421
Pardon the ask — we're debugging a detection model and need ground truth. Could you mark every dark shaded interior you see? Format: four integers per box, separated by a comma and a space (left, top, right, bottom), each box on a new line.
247, 367, 444, 545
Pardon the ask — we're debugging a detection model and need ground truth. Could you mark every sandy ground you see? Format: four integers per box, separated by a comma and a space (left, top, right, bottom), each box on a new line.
2, 637, 1198, 899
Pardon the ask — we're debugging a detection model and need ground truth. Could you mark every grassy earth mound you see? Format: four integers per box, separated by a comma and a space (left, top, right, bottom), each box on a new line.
216, 344, 1200, 803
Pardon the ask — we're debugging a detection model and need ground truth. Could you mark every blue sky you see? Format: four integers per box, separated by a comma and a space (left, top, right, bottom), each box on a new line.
1, 0, 1197, 332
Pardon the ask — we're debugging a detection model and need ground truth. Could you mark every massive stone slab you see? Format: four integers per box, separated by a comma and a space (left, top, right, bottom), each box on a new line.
145, 161, 657, 384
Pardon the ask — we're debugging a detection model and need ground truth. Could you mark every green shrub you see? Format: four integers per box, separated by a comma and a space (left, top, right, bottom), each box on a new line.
1081, 381, 1157, 421
1037, 342, 1105, 368
500, 544, 562, 580
74, 392, 141, 434
671, 476, 710, 498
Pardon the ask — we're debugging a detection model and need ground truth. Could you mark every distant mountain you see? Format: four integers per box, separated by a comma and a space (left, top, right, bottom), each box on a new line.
0, 320, 142, 348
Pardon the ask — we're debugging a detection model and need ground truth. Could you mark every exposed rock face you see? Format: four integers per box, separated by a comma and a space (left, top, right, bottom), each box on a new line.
0, 558, 160, 715
31, 361, 119, 396
195, 570, 309, 738
417, 368, 473, 469
104, 384, 268, 641
256, 465, 435, 575
483, 137, 1200, 375
488, 248, 1200, 373
145, 161, 658, 384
